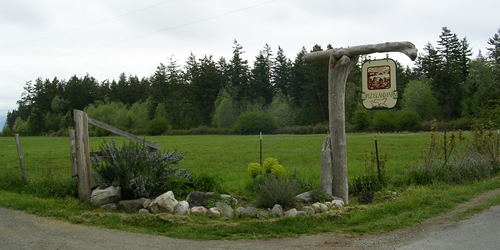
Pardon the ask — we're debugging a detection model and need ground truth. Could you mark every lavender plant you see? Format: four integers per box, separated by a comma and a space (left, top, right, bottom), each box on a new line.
91, 139, 189, 199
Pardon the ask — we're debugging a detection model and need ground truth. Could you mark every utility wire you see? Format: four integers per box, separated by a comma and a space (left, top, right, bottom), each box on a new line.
1, 0, 278, 69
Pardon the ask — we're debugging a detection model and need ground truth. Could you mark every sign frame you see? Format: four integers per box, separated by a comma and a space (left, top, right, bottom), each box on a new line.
361, 58, 398, 110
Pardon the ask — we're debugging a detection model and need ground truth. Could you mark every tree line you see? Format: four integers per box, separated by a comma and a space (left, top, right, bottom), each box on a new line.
2, 27, 500, 136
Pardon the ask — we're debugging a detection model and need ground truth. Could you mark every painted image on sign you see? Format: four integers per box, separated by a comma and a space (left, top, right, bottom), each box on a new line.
367, 65, 391, 90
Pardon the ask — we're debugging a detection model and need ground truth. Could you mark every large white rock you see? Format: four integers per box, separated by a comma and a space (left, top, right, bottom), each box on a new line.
216, 202, 234, 219
234, 207, 245, 218
295, 191, 312, 203
205, 207, 221, 218
303, 206, 315, 215
148, 191, 178, 213
271, 204, 283, 218
90, 186, 121, 206
190, 206, 207, 216
332, 199, 345, 208
319, 203, 329, 212
174, 201, 190, 215
285, 208, 298, 217
312, 203, 321, 213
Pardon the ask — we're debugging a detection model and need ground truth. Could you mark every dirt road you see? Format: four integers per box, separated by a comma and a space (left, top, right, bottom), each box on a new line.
2, 188, 500, 249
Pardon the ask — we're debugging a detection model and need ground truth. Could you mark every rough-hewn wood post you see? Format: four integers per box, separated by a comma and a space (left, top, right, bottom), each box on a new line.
305, 41, 417, 205
69, 129, 77, 177
320, 136, 332, 196
329, 55, 359, 204
15, 134, 27, 182
74, 110, 91, 201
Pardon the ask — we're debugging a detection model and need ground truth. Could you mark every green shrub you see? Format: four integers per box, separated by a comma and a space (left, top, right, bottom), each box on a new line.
313, 123, 329, 134
255, 175, 298, 209
309, 187, 329, 203
204, 192, 237, 209
262, 158, 285, 177
148, 117, 169, 135
373, 111, 395, 132
263, 158, 279, 173
193, 173, 221, 192
395, 109, 421, 132
233, 112, 278, 135
92, 140, 189, 199
270, 165, 285, 177
274, 126, 313, 134
248, 163, 262, 178
352, 109, 371, 131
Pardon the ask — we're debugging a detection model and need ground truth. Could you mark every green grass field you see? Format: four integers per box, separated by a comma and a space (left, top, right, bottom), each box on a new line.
3, 132, 500, 240
0, 133, 431, 195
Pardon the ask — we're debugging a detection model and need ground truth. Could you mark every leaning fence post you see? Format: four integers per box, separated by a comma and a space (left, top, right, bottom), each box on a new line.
69, 129, 77, 177
15, 134, 27, 182
74, 110, 92, 201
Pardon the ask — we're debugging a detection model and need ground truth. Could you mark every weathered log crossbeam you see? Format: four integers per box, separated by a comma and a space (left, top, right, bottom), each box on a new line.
304, 41, 418, 63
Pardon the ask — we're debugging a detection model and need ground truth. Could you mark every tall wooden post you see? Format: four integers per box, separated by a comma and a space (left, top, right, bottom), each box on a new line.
305, 41, 418, 205
74, 110, 91, 201
15, 134, 27, 182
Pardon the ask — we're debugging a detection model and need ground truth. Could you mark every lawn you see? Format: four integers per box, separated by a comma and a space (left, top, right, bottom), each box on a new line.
2, 132, 500, 240
0, 133, 431, 195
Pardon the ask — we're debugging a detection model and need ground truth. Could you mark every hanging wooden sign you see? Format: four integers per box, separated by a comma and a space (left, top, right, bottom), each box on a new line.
361, 58, 398, 109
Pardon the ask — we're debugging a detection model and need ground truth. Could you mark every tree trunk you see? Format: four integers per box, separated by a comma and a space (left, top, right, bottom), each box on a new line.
329, 55, 359, 205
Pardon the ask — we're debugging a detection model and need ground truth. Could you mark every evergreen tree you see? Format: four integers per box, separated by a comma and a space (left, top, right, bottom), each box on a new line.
189, 55, 223, 127
487, 29, 500, 81
228, 39, 250, 109
249, 44, 274, 105
273, 46, 293, 96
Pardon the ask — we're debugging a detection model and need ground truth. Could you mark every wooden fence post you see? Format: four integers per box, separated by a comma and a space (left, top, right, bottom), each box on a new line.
74, 110, 91, 201
69, 129, 77, 177
15, 134, 27, 182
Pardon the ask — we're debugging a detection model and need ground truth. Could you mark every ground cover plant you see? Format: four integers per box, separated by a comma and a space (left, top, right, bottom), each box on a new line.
1, 131, 500, 240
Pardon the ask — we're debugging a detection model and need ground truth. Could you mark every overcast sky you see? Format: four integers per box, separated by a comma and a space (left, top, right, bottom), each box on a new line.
1, 0, 499, 121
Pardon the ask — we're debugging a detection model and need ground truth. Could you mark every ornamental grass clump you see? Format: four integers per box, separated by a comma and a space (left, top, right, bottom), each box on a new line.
92, 139, 190, 199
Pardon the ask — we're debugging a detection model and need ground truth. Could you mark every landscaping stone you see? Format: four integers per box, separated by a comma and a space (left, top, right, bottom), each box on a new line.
100, 203, 117, 211
142, 199, 151, 209
325, 201, 333, 208
241, 207, 258, 219
319, 203, 328, 212
257, 210, 268, 219
234, 207, 245, 218
216, 202, 234, 219
186, 192, 213, 208
117, 198, 149, 213
190, 206, 207, 216
148, 191, 178, 213
271, 204, 283, 218
285, 208, 297, 217
295, 191, 312, 203
90, 186, 121, 206
205, 207, 220, 219
332, 199, 345, 208
174, 201, 190, 215
296, 211, 307, 217
303, 206, 315, 215
138, 209, 149, 214
312, 203, 321, 213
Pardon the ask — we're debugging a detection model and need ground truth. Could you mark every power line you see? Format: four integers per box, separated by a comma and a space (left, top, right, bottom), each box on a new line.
1, 0, 278, 69
0, 0, 174, 51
